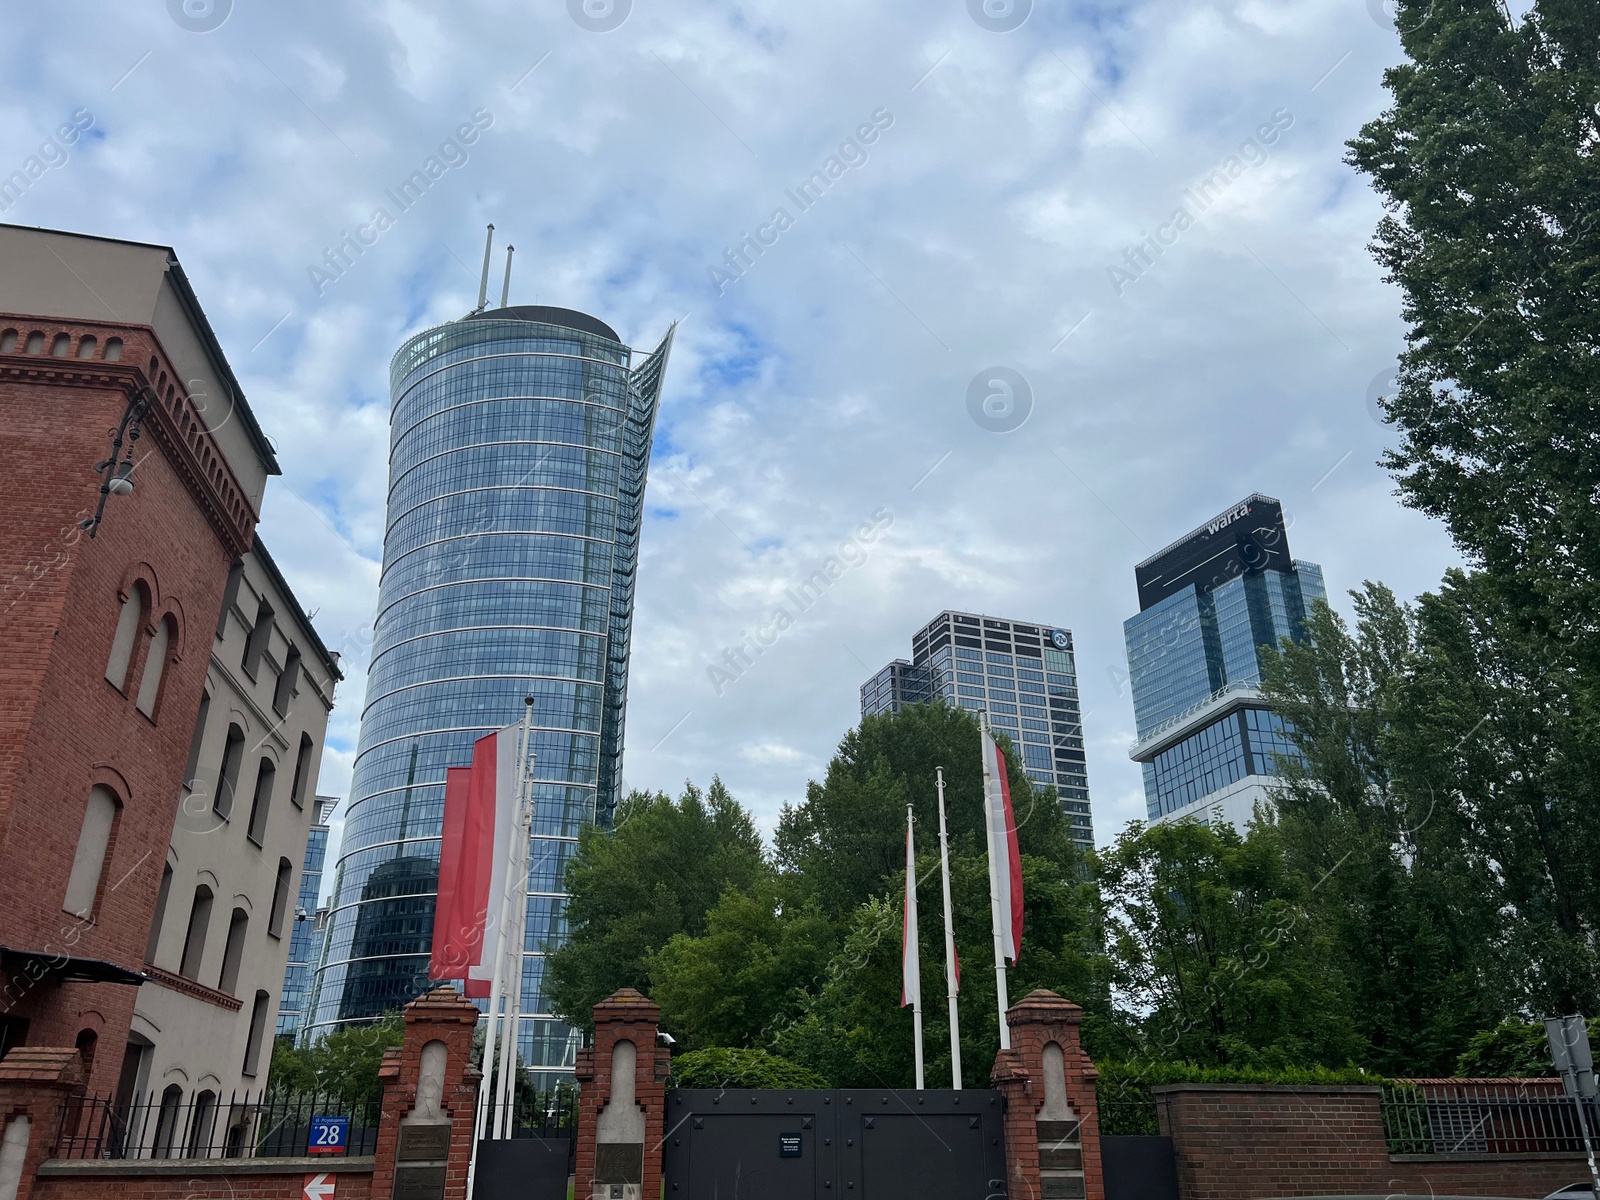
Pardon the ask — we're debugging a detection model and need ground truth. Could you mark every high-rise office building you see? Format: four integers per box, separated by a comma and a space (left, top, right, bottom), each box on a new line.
305, 305, 673, 1084
861, 611, 1093, 850
1123, 493, 1325, 828
278, 796, 337, 1039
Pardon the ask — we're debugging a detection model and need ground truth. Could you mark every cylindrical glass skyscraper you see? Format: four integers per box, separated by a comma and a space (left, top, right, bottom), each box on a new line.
303, 305, 673, 1080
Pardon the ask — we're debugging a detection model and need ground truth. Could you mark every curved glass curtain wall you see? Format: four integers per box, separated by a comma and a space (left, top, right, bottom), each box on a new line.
303, 311, 673, 1080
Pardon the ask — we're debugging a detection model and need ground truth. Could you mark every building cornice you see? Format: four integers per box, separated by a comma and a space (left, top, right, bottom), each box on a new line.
141, 961, 244, 1012
0, 314, 256, 556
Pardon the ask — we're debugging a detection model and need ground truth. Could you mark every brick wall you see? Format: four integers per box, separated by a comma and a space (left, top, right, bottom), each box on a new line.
33, 1159, 373, 1199
1155, 1083, 1585, 1200
0, 319, 252, 1097
1, 987, 476, 1200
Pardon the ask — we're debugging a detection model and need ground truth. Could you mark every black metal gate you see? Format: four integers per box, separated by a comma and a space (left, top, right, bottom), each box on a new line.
663, 1088, 1008, 1200
472, 1135, 573, 1199
1101, 1135, 1179, 1200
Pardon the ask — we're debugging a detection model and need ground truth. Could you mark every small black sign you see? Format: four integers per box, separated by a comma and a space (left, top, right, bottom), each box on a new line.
779, 1133, 803, 1158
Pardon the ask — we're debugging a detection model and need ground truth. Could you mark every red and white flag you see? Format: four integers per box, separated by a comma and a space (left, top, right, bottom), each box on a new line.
431, 722, 524, 998
901, 817, 920, 1009
980, 723, 1024, 965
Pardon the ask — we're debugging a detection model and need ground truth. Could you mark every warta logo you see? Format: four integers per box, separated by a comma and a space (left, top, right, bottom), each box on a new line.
1205, 503, 1251, 536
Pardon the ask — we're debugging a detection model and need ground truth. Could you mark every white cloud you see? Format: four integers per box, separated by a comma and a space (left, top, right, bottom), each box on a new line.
3, 0, 1461, 863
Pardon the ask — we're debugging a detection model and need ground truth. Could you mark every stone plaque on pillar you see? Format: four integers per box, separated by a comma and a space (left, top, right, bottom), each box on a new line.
398, 1123, 452, 1162
393, 1163, 447, 1200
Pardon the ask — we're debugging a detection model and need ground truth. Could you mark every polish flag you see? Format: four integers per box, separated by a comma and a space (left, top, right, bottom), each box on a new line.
980, 723, 1024, 965
431, 722, 524, 998
901, 819, 920, 1009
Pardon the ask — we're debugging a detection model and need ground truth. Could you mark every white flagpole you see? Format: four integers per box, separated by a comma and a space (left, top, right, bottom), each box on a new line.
935, 767, 962, 1089
493, 700, 536, 1137
470, 716, 527, 1178
906, 805, 925, 1091
979, 712, 1011, 1050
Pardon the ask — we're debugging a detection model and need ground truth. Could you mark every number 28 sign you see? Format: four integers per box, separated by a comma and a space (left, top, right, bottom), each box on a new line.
308, 1115, 349, 1155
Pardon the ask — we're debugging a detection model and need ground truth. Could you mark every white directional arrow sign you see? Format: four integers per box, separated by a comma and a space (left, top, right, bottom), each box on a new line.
303, 1173, 336, 1200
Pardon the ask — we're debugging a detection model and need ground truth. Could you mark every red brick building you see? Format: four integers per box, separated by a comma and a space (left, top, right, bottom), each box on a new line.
0, 225, 278, 1099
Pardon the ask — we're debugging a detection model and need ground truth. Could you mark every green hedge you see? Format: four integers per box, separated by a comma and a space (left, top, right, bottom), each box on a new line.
668, 1047, 828, 1091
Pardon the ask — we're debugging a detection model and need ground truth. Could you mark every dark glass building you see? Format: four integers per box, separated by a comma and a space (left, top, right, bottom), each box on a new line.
278, 796, 335, 1039
304, 306, 673, 1082
1123, 494, 1325, 827
861, 611, 1093, 850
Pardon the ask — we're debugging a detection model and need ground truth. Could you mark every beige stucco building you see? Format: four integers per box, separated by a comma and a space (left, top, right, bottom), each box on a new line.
131, 541, 340, 1137
131, 550, 341, 1150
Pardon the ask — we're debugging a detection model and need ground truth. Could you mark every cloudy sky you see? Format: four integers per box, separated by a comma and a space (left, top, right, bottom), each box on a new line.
4, 0, 1470, 865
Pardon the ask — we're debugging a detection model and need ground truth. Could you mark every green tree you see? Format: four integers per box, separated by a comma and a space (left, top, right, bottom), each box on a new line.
1260, 586, 1504, 1074
270, 1011, 405, 1105
775, 702, 1084, 923
1263, 580, 1600, 1070
1347, 0, 1600, 633
648, 881, 837, 1050
546, 778, 767, 1029
669, 1046, 827, 1090
1454, 1019, 1567, 1077
1096, 820, 1362, 1069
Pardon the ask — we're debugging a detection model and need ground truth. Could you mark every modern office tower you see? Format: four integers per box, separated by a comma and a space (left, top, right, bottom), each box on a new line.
1123, 493, 1326, 829
277, 796, 337, 1039
861, 611, 1093, 850
306, 304, 673, 1087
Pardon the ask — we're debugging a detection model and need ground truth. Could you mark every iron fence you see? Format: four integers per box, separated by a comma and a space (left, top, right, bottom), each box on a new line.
1382, 1080, 1597, 1155
477, 1087, 577, 1139
53, 1087, 380, 1160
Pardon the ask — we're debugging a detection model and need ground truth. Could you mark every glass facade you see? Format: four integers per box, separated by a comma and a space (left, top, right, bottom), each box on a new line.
277, 798, 334, 1038
1123, 494, 1325, 825
861, 612, 1094, 850
1140, 707, 1304, 819
304, 307, 673, 1081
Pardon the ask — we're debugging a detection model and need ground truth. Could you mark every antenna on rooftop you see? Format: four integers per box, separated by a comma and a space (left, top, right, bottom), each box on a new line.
500, 245, 515, 308
475, 224, 495, 313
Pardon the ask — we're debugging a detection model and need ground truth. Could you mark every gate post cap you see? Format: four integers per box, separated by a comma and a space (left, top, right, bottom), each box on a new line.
594, 988, 661, 1023
1006, 989, 1083, 1028
403, 984, 482, 1026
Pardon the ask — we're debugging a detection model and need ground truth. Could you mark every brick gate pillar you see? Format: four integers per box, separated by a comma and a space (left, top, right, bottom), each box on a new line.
991, 989, 1104, 1200
371, 985, 482, 1200
0, 1048, 84, 1200
573, 989, 667, 1200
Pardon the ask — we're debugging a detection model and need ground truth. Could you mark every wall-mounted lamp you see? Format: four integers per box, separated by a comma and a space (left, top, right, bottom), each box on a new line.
80, 387, 154, 538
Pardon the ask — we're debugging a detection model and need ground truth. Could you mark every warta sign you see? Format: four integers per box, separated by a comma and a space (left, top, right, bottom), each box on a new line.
1205, 501, 1252, 537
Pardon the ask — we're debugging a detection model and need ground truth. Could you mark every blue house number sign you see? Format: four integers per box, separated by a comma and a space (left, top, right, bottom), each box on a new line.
308, 1115, 349, 1155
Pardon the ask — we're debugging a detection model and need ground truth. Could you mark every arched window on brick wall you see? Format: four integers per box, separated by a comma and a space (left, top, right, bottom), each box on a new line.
105, 582, 148, 692
63, 786, 119, 919
135, 615, 175, 718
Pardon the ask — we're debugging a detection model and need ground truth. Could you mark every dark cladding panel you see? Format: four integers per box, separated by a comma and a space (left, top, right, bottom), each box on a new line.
1134, 495, 1291, 611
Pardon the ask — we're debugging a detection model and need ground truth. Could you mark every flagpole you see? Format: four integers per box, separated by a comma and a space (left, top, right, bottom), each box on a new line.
935, 767, 962, 1089
493, 699, 536, 1137
907, 805, 925, 1091
979, 712, 1011, 1051
470, 725, 525, 1171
